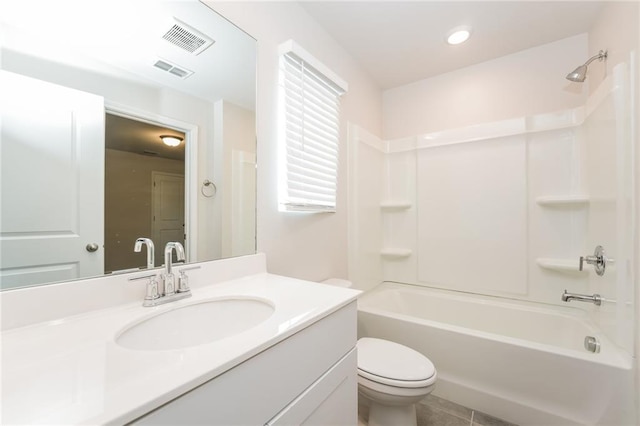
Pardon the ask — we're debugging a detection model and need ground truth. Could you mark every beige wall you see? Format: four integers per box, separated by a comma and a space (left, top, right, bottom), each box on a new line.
587, 1, 639, 95
208, 2, 382, 282
104, 149, 184, 273
382, 34, 588, 139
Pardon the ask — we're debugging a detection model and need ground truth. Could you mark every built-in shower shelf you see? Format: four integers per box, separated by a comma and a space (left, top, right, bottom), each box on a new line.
380, 201, 412, 211
536, 258, 586, 274
536, 196, 590, 207
381, 248, 412, 259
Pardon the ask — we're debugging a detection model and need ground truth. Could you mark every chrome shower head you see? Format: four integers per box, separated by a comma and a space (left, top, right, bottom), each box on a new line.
566, 50, 607, 82
566, 64, 589, 82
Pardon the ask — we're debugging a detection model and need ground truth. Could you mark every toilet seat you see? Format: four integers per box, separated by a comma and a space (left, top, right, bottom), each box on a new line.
357, 338, 436, 389
358, 368, 437, 389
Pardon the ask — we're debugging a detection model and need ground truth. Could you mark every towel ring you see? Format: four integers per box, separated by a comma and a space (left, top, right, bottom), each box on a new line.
201, 179, 217, 198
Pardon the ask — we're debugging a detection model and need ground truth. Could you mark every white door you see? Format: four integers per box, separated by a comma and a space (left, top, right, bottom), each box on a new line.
151, 172, 185, 266
0, 71, 105, 289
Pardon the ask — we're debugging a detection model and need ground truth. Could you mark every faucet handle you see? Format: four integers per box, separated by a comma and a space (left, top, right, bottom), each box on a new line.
177, 265, 199, 293
129, 273, 161, 306
145, 276, 160, 301
178, 270, 191, 293
162, 273, 176, 297
579, 245, 607, 276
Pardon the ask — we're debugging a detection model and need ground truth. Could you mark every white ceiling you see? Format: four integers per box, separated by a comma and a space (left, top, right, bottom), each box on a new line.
299, 1, 604, 89
0, 0, 256, 158
0, 0, 256, 110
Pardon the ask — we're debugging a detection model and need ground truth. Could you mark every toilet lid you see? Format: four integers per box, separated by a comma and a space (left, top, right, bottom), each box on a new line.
357, 338, 435, 387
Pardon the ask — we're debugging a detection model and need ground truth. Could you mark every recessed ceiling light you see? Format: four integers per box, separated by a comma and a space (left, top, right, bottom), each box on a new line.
447, 26, 472, 45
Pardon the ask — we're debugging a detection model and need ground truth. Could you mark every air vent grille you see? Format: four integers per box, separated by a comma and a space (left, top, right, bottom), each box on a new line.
162, 19, 215, 55
153, 59, 194, 79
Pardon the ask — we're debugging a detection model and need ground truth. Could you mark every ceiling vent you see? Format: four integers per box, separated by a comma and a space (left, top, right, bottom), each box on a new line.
153, 58, 194, 79
162, 18, 215, 55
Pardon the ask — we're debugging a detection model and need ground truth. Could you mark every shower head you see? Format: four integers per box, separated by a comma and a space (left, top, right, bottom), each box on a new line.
566, 64, 589, 83
566, 50, 607, 82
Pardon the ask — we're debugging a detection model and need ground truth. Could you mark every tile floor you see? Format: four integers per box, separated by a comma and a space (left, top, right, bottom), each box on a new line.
358, 394, 518, 426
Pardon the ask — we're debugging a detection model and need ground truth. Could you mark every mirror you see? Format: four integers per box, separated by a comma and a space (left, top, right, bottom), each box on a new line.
0, 0, 257, 290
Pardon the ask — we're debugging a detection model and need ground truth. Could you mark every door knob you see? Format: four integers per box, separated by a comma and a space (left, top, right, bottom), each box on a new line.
86, 243, 99, 252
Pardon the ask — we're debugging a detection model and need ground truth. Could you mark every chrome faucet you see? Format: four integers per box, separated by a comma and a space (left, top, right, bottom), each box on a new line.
129, 241, 194, 307
561, 290, 602, 306
162, 242, 186, 296
134, 238, 155, 270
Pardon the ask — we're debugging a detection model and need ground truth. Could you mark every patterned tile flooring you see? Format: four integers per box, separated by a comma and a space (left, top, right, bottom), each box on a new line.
358, 394, 518, 426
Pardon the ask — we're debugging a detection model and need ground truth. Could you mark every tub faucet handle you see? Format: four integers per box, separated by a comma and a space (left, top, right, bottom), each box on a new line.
579, 245, 607, 276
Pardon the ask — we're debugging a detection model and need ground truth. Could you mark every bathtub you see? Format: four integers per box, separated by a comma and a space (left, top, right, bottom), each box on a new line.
357, 282, 635, 425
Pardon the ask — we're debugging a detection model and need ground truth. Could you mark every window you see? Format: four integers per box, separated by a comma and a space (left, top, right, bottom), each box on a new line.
278, 40, 348, 212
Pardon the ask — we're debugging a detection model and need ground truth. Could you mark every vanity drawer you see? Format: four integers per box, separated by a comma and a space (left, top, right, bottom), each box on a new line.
133, 301, 357, 425
266, 348, 357, 426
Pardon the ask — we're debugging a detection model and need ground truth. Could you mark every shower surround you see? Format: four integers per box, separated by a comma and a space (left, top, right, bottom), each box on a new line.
348, 62, 635, 424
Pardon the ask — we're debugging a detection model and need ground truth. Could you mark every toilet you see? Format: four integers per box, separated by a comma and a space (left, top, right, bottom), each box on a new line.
357, 337, 437, 426
320, 279, 437, 426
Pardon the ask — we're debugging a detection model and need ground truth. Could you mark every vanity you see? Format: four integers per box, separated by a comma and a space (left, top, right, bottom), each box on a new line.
1, 254, 359, 425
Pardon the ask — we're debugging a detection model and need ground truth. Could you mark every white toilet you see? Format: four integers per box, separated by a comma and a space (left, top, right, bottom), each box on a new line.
320, 279, 437, 426
357, 338, 437, 426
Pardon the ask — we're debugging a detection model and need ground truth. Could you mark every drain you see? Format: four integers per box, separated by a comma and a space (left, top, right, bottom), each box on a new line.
584, 336, 601, 353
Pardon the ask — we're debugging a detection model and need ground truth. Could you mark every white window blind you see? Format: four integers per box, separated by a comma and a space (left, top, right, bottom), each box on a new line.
278, 41, 348, 212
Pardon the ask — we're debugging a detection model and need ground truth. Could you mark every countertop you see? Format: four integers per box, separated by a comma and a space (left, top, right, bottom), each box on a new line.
1, 272, 359, 425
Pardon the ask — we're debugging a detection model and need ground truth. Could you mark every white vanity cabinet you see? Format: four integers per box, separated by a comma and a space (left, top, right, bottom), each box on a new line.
132, 301, 358, 425
2, 256, 360, 425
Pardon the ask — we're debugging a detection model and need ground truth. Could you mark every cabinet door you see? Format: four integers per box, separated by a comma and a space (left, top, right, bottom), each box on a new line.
266, 349, 357, 426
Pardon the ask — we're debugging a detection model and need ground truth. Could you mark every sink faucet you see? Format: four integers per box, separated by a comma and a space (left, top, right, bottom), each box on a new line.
129, 241, 195, 307
162, 242, 185, 296
134, 238, 155, 270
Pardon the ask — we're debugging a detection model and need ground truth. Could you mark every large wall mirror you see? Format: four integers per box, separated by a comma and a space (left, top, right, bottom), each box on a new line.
0, 0, 257, 290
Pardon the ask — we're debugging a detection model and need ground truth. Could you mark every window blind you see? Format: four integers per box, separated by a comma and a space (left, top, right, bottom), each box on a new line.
278, 43, 347, 212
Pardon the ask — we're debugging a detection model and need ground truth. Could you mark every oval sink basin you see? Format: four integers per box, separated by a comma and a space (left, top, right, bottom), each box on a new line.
116, 297, 275, 351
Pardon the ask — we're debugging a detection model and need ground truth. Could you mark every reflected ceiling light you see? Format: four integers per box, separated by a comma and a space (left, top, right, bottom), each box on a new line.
447, 26, 472, 45
160, 135, 183, 147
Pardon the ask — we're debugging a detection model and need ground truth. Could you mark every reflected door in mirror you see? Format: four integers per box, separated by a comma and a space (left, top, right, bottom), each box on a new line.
152, 172, 185, 266
0, 71, 105, 289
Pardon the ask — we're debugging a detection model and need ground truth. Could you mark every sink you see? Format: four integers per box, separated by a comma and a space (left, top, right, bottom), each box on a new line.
116, 297, 275, 351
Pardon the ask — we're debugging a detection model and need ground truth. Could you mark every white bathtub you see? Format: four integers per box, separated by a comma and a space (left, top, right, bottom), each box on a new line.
357, 282, 635, 425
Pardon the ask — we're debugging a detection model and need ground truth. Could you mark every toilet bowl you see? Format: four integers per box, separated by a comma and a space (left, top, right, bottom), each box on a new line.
357, 337, 437, 426
319, 279, 437, 426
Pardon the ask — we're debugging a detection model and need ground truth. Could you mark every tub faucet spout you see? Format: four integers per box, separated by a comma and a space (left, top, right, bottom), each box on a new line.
561, 290, 602, 306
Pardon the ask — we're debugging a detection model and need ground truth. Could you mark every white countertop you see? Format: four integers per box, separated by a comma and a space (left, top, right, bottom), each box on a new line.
1, 272, 358, 425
